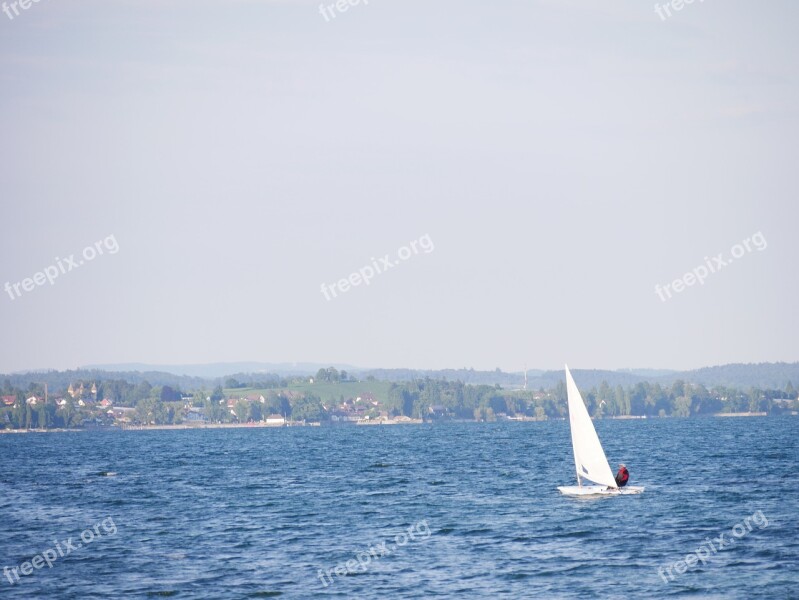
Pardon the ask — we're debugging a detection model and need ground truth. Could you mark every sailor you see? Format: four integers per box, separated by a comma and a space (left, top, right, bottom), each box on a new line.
615, 463, 629, 487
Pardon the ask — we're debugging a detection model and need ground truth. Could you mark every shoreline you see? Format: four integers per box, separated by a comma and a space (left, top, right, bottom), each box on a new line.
0, 412, 790, 434
121, 422, 315, 431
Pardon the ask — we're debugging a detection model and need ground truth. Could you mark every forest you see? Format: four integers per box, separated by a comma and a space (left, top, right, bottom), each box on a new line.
0, 371, 796, 429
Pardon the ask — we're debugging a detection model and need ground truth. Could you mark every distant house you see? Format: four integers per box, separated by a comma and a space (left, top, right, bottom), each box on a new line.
100, 399, 113, 407
56, 398, 68, 407
185, 408, 207, 423
330, 410, 361, 423
773, 399, 795, 409
428, 405, 449, 418
111, 407, 136, 421
26, 396, 39, 405
266, 414, 285, 425
1, 395, 15, 406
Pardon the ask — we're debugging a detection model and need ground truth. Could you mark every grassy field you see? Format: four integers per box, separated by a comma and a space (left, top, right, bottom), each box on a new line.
224, 380, 395, 405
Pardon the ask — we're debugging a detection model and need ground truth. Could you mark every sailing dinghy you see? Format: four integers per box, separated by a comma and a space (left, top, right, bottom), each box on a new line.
558, 365, 644, 497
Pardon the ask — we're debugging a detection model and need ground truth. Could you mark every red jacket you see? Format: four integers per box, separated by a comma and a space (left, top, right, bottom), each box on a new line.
616, 467, 629, 485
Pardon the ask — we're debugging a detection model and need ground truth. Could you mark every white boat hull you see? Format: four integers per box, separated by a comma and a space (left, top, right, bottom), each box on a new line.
557, 485, 645, 497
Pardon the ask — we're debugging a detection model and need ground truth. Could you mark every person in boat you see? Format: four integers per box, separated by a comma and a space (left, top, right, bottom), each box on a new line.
615, 463, 629, 488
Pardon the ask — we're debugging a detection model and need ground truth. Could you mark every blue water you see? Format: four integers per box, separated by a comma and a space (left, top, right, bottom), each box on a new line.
1, 419, 797, 598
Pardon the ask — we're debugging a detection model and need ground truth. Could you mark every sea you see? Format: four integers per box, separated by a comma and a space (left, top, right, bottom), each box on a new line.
1, 418, 797, 599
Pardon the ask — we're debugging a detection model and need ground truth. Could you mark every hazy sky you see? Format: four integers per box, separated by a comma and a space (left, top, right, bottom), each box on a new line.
1, 0, 797, 374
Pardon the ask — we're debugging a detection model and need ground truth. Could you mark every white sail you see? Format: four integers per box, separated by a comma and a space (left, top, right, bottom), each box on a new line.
565, 365, 617, 488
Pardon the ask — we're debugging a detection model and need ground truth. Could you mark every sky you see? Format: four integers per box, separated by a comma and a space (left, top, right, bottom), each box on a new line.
1, 0, 797, 374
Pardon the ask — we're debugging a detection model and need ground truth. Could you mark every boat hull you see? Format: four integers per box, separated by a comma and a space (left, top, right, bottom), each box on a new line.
557, 485, 645, 497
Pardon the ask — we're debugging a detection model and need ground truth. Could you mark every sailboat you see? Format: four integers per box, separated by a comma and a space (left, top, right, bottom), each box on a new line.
558, 365, 644, 496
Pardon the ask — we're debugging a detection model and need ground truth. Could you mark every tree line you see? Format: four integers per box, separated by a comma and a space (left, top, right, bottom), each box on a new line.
382, 378, 798, 420
1, 376, 796, 430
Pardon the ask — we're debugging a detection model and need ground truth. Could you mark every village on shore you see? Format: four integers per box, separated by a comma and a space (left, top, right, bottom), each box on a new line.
1, 365, 797, 433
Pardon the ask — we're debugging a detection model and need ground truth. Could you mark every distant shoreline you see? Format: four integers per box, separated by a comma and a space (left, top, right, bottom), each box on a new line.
1, 412, 790, 434
0, 418, 425, 433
